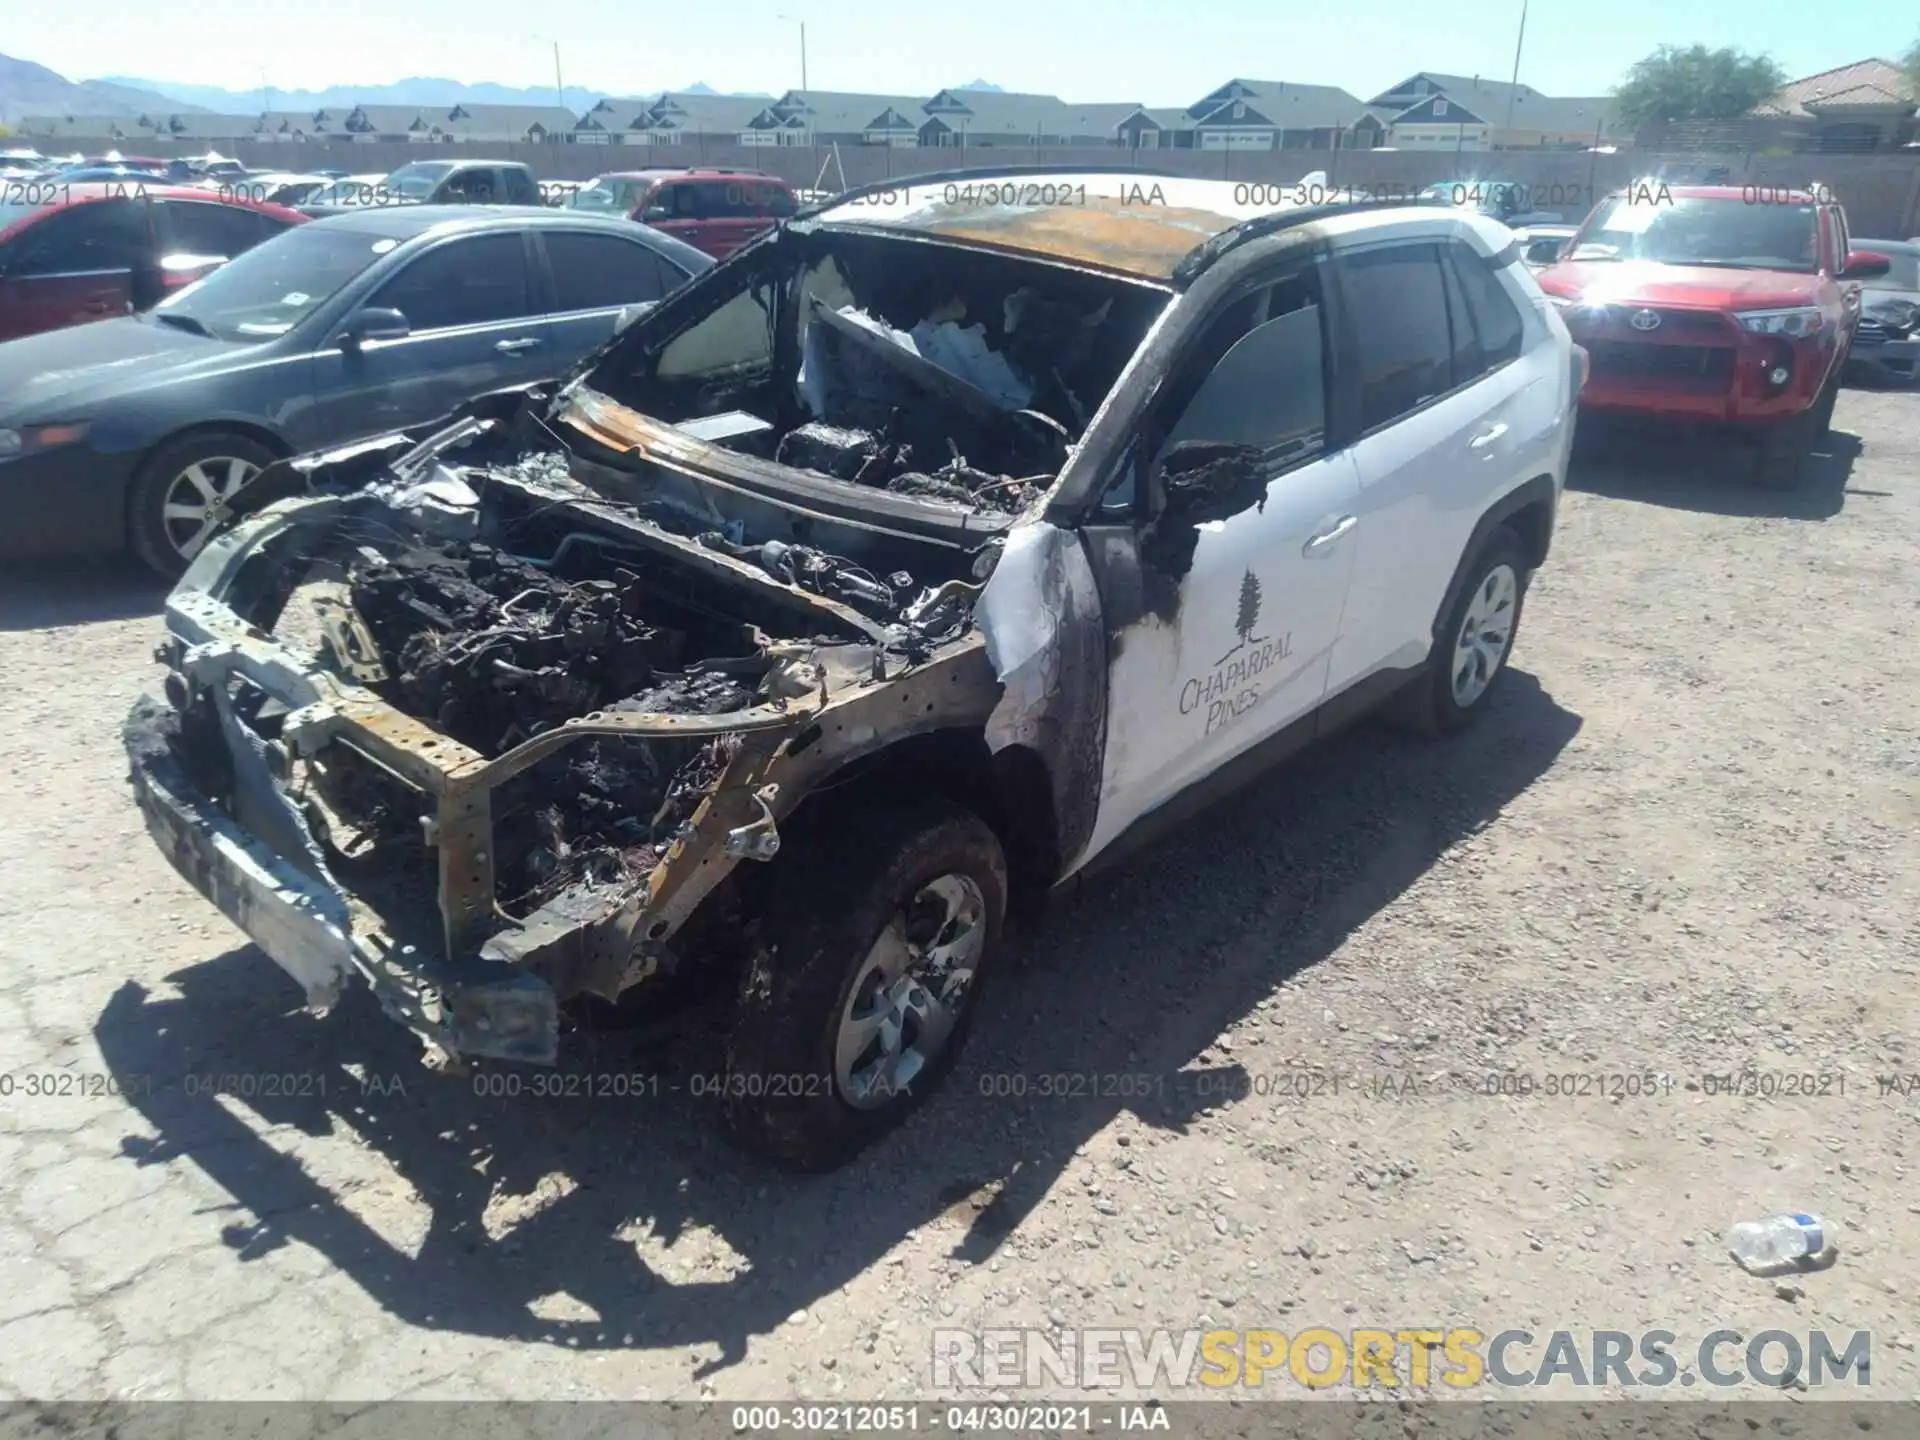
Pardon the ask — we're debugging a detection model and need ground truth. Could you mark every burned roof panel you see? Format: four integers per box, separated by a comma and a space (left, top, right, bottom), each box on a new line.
809, 173, 1308, 281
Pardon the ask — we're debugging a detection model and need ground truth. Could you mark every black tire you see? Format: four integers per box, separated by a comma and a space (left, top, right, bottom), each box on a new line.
127, 431, 280, 580
1809, 366, 1840, 439
721, 796, 1007, 1170
1385, 524, 1530, 737
1754, 409, 1814, 492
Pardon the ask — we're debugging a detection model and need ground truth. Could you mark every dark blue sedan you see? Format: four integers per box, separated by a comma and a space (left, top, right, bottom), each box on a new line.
0, 206, 712, 575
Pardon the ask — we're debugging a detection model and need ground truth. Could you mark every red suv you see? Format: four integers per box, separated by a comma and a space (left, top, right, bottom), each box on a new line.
0, 185, 309, 342
563, 168, 797, 259
1537, 184, 1891, 486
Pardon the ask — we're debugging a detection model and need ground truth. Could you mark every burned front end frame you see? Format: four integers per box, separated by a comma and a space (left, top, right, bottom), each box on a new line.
125, 457, 1001, 1068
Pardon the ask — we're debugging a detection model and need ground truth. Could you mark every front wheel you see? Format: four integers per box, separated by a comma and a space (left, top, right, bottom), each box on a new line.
720, 798, 1007, 1170
1754, 409, 1814, 492
127, 431, 280, 579
1387, 525, 1530, 736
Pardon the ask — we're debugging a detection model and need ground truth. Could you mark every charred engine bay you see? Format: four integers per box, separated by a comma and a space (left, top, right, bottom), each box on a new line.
594, 228, 1167, 515
297, 501, 873, 918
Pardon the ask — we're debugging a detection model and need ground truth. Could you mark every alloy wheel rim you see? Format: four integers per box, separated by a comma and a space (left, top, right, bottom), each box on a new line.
834, 873, 986, 1111
1452, 563, 1518, 707
161, 456, 261, 562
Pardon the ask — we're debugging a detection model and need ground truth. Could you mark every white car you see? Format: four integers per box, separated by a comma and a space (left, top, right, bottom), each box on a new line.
126, 172, 1581, 1168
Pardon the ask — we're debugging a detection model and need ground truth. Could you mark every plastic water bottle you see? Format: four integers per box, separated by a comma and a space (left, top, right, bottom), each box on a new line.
1726, 1213, 1827, 1275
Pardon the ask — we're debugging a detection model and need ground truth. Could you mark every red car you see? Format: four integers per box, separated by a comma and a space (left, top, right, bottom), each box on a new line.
562, 168, 797, 259
1537, 184, 1891, 486
0, 185, 309, 343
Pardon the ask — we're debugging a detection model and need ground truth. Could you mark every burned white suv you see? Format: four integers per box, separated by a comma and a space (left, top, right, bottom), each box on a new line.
126, 170, 1581, 1168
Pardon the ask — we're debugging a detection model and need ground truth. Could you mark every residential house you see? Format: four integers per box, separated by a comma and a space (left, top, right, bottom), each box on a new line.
757, 91, 929, 147
438, 103, 576, 143
1055, 102, 1154, 146
572, 100, 655, 144
324, 103, 574, 144
18, 112, 248, 143
17, 114, 136, 142
1115, 107, 1193, 149
632, 93, 781, 146
1178, 79, 1390, 150
1367, 73, 1618, 150
915, 89, 1057, 146
1749, 59, 1919, 153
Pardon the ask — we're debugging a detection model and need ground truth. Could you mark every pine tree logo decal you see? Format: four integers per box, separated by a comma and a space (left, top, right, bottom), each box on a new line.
1217, 568, 1266, 666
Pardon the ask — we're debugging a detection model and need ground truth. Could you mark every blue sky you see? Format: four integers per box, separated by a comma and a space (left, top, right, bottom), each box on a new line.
14, 0, 1906, 102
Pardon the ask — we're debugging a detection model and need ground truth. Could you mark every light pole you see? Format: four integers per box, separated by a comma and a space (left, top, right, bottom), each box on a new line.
522, 34, 570, 114
777, 13, 809, 93
1503, 0, 1529, 145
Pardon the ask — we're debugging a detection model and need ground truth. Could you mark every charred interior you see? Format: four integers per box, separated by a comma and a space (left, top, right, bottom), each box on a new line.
231, 449, 966, 924
584, 227, 1170, 515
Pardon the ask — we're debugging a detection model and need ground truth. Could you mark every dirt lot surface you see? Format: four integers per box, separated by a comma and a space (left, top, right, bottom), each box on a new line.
1, 391, 1917, 1408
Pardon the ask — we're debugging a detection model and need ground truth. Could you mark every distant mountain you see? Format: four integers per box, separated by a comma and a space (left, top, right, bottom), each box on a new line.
0, 52, 212, 124
92, 74, 774, 115
954, 80, 1005, 92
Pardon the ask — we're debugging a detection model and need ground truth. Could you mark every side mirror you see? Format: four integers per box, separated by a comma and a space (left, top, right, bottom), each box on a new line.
613, 301, 654, 334
338, 306, 410, 349
1153, 441, 1269, 524
1840, 250, 1891, 281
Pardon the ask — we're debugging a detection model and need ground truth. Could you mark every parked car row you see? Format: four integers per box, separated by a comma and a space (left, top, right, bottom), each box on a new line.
7, 159, 1903, 1168
0, 203, 711, 573
1531, 184, 1895, 487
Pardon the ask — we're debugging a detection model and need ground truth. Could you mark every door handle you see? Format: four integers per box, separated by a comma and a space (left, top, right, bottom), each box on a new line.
81, 300, 113, 314
1469, 422, 1510, 450
494, 336, 543, 354
1302, 514, 1357, 556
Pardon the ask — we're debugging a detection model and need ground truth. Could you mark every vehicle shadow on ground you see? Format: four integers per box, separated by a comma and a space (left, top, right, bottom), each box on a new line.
1567, 424, 1860, 521
93, 671, 1581, 1375
0, 558, 166, 632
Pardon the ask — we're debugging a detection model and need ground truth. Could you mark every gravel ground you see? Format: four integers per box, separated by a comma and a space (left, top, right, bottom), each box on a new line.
1, 389, 1916, 1408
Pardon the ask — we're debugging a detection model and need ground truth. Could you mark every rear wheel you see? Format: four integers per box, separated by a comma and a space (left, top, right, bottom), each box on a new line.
720, 797, 1007, 1170
127, 431, 279, 579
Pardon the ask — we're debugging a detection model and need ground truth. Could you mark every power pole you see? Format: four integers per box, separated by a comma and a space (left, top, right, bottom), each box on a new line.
554, 42, 566, 113
1503, 0, 1528, 144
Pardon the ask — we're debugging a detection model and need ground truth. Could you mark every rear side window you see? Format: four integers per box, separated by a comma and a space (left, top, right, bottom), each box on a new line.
1336, 244, 1454, 431
641, 182, 695, 222
159, 200, 277, 260
545, 232, 677, 310
7, 199, 146, 276
1442, 241, 1526, 382
372, 233, 532, 330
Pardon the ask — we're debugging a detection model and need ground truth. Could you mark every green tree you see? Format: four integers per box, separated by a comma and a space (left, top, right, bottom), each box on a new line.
1902, 36, 1920, 95
1612, 45, 1788, 128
